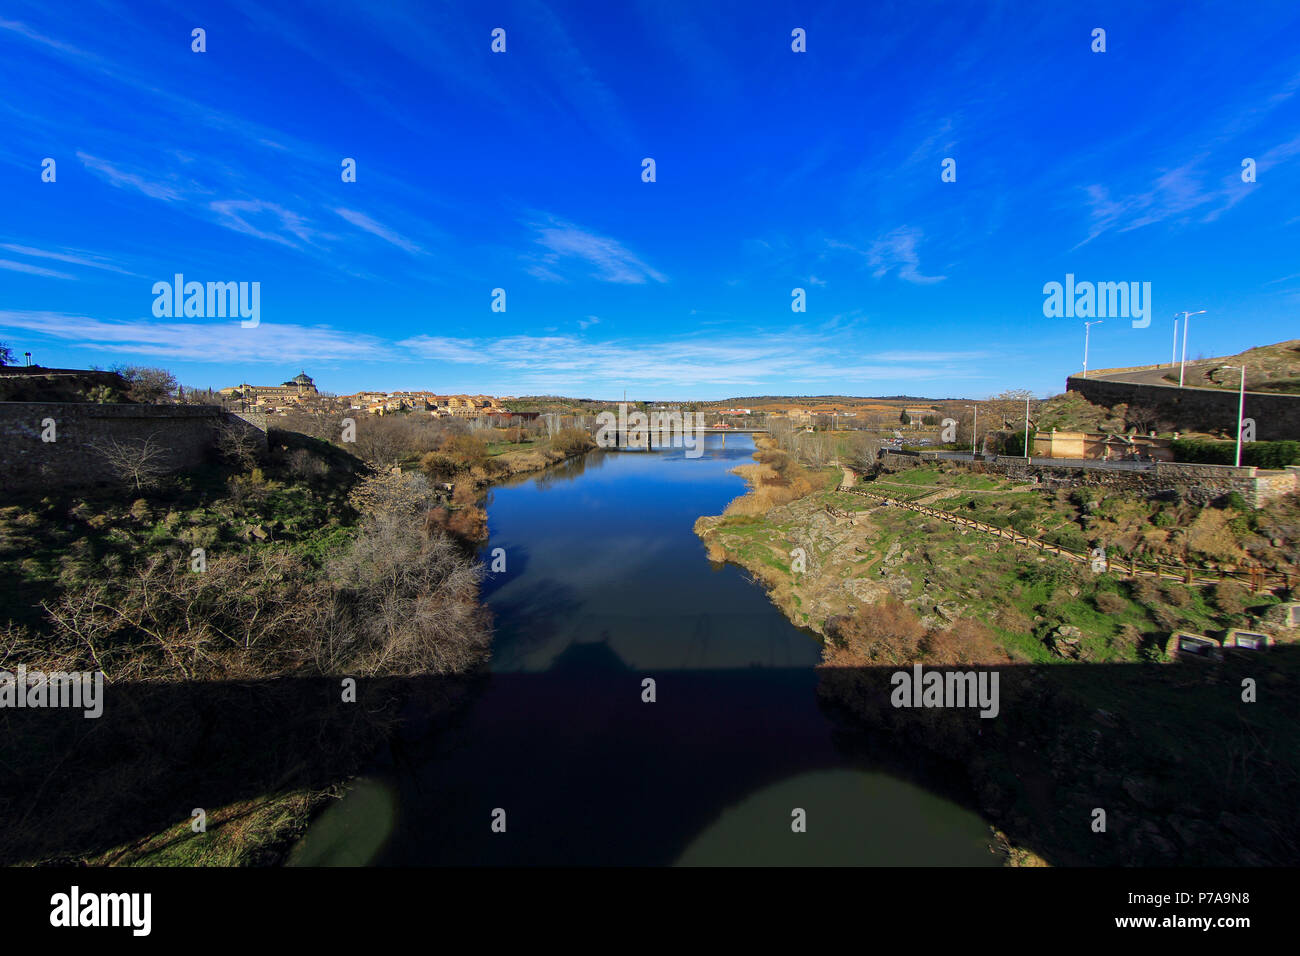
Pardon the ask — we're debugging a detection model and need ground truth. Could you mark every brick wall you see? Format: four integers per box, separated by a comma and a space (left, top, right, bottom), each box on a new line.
0, 403, 267, 492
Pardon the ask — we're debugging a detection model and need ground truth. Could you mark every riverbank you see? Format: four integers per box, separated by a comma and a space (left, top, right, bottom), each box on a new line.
0, 433, 493, 867
694, 443, 1300, 865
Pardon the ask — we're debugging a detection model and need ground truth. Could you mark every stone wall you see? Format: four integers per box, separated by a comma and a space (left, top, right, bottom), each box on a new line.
1066, 375, 1300, 441
0, 403, 267, 492
876, 450, 1297, 508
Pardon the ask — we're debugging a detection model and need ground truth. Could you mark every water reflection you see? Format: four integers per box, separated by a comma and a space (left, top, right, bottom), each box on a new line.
293, 434, 1001, 866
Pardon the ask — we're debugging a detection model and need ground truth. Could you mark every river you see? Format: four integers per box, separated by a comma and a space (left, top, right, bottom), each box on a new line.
290, 434, 1001, 866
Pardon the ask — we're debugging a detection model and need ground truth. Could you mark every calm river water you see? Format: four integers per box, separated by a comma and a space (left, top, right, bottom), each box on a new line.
291, 434, 1000, 866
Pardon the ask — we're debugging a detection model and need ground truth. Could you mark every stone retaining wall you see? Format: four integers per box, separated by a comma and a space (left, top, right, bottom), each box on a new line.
877, 450, 1297, 508
0, 403, 267, 492
1066, 375, 1300, 441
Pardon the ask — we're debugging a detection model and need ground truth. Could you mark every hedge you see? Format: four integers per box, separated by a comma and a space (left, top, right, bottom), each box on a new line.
1169, 438, 1299, 468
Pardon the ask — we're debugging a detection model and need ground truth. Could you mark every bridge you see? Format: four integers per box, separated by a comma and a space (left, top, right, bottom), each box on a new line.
602, 425, 767, 449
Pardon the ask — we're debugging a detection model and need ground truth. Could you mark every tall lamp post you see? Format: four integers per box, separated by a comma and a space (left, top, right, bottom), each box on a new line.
1171, 316, 1179, 367
1083, 320, 1103, 377
964, 403, 979, 458
1218, 364, 1247, 467
1176, 310, 1207, 387
1023, 396, 1031, 461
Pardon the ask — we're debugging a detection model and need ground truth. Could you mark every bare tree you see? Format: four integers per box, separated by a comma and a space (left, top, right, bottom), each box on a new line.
350, 415, 417, 469
112, 365, 179, 403
327, 514, 491, 676
214, 421, 262, 470
92, 433, 171, 491
347, 471, 438, 520
1125, 404, 1168, 435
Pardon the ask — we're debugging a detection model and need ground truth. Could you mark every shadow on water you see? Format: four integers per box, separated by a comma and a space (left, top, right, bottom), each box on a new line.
3, 656, 1297, 866
6, 435, 1297, 867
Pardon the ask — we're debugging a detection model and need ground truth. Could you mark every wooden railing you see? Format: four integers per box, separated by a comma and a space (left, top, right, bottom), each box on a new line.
839, 487, 1293, 592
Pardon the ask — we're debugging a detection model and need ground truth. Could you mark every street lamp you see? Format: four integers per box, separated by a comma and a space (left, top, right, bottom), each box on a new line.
1176, 310, 1207, 387
1171, 316, 1179, 367
964, 403, 978, 458
1083, 320, 1103, 378
1218, 364, 1247, 467
1023, 395, 1032, 461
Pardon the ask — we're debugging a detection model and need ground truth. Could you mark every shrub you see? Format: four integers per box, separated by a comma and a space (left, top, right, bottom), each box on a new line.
1209, 581, 1248, 615
419, 451, 461, 482
824, 600, 925, 665
1095, 591, 1127, 614
443, 433, 489, 469
551, 428, 594, 457
1170, 438, 1299, 468
347, 471, 436, 520
285, 447, 327, 480
1128, 576, 1161, 607
921, 619, 1011, 664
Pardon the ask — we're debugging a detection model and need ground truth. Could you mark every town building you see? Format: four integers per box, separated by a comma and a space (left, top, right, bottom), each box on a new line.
219, 371, 318, 407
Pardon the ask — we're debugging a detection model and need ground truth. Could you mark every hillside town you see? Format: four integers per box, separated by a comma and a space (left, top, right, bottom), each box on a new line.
217, 371, 511, 419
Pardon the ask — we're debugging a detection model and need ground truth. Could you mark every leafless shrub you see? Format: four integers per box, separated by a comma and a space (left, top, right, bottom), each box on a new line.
214, 421, 262, 470
91, 433, 171, 491
346, 471, 437, 520
285, 446, 328, 480
326, 514, 491, 675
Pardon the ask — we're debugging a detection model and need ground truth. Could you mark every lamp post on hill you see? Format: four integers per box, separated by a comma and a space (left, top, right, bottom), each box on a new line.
1177, 310, 1207, 387
1083, 320, 1103, 378
964, 403, 978, 459
1218, 364, 1247, 467
1023, 395, 1032, 460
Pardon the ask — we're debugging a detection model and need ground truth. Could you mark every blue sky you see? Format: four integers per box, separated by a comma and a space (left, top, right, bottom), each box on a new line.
1, 0, 1298, 400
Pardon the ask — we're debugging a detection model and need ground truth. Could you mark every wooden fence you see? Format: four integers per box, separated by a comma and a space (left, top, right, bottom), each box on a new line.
839, 488, 1293, 592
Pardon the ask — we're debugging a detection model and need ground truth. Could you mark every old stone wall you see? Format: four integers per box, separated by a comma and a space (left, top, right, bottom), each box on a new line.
0, 403, 267, 492
877, 450, 1296, 508
1066, 375, 1300, 441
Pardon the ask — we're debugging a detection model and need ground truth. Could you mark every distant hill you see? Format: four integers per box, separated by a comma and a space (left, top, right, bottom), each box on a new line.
701, 394, 949, 405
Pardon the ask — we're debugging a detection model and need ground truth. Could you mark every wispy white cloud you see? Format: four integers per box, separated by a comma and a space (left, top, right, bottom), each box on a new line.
335, 208, 425, 255
0, 243, 139, 276
77, 152, 184, 201
1076, 133, 1300, 245
526, 218, 667, 284
0, 258, 74, 279
209, 199, 319, 248
398, 331, 977, 391
0, 311, 392, 363
829, 227, 946, 284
